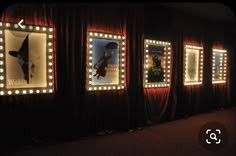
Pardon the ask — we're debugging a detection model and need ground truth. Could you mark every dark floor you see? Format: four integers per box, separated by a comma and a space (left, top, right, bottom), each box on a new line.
3, 107, 236, 156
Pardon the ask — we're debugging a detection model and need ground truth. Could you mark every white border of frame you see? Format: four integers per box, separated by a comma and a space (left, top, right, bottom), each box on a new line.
144, 39, 171, 88
183, 45, 203, 86
86, 32, 125, 91
212, 49, 227, 84
0, 21, 54, 95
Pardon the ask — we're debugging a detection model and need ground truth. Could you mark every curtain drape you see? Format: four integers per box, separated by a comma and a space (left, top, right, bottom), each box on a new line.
0, 2, 58, 147
171, 9, 232, 119
142, 5, 176, 124
84, 4, 129, 132
0, 3, 234, 148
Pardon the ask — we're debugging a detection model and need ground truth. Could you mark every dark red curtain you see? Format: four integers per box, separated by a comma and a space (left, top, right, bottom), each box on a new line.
142, 5, 176, 124
0, 2, 58, 148
0, 3, 235, 150
125, 5, 146, 128
84, 4, 129, 132
0, 2, 147, 138
171, 7, 233, 119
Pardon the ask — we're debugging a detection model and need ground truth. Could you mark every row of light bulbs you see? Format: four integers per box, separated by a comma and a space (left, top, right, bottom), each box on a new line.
88, 85, 124, 91
145, 83, 170, 88
212, 80, 226, 84
0, 22, 3, 94
185, 45, 203, 49
0, 22, 53, 32
145, 39, 171, 45
0, 22, 6, 93
89, 32, 125, 40
0, 89, 53, 95
184, 82, 202, 85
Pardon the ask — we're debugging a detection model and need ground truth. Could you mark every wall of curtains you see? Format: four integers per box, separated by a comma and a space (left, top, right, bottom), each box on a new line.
0, 2, 235, 148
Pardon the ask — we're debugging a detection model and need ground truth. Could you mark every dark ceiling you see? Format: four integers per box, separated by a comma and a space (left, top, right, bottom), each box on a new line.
160, 3, 235, 24
0, 3, 235, 24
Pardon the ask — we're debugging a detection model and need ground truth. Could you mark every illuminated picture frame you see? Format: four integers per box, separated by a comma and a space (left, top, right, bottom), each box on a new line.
0, 21, 54, 95
143, 39, 171, 88
212, 49, 227, 84
184, 45, 203, 86
86, 32, 125, 91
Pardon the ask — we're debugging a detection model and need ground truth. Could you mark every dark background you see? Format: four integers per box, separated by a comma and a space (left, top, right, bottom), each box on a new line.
0, 2, 235, 152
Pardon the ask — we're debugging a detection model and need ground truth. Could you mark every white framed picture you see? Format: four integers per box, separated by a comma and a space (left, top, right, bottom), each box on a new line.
86, 32, 125, 91
143, 39, 171, 88
183, 45, 203, 86
0, 21, 54, 95
212, 49, 227, 84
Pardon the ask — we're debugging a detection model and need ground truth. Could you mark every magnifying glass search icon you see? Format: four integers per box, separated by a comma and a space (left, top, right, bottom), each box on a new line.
210, 133, 217, 141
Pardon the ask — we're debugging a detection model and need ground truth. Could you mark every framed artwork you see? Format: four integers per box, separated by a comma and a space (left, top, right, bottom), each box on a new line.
183, 45, 203, 86
212, 49, 227, 84
0, 21, 54, 95
86, 32, 125, 91
143, 39, 171, 88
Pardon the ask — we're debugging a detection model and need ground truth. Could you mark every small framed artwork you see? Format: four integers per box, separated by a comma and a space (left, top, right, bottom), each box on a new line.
143, 39, 171, 88
0, 21, 54, 95
212, 49, 227, 84
183, 45, 203, 86
86, 32, 125, 91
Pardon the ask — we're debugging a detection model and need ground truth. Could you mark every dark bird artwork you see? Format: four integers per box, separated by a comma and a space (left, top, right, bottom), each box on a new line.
9, 35, 29, 84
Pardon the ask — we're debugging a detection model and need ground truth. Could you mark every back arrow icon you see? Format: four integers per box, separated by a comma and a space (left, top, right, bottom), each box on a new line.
18, 19, 24, 28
